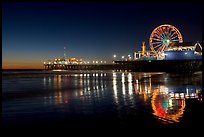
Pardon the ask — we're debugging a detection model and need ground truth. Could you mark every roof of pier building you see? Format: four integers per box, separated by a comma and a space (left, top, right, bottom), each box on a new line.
166, 42, 195, 51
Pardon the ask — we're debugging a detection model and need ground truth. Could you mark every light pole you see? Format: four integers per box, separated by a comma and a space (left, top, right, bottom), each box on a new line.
113, 54, 116, 63
128, 54, 131, 60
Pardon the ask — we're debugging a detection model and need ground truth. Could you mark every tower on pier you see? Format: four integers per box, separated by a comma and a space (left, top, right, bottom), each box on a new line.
141, 41, 146, 57
64, 46, 67, 59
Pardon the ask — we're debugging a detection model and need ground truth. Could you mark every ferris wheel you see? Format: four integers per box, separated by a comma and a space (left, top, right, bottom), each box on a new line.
149, 24, 183, 56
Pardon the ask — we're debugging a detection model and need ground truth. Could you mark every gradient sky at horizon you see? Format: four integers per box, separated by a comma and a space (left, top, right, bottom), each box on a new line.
2, 2, 202, 69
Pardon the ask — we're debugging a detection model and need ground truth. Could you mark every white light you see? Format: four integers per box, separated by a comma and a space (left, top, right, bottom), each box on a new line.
191, 93, 195, 97
167, 39, 170, 43
136, 79, 138, 83
168, 99, 173, 107
164, 87, 169, 94
113, 54, 116, 58
175, 93, 179, 98
122, 83, 125, 95
185, 52, 187, 55
113, 72, 116, 77
170, 92, 174, 98
122, 73, 125, 83
180, 93, 184, 98
128, 73, 132, 83
122, 56, 124, 59
53, 70, 62, 71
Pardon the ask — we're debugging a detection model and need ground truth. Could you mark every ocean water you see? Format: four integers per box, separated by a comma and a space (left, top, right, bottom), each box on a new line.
2, 70, 203, 129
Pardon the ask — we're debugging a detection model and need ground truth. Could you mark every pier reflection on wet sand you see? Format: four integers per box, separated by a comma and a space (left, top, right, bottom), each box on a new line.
2, 70, 203, 129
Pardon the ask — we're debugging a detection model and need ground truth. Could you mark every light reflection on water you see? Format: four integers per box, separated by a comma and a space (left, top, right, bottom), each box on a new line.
2, 70, 202, 127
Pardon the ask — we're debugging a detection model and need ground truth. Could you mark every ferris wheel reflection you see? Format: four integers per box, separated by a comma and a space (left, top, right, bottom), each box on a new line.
151, 88, 186, 123
131, 72, 202, 124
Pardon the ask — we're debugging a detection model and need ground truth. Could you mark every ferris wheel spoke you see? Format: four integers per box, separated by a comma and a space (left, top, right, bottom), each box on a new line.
152, 37, 162, 41
167, 26, 171, 35
167, 33, 173, 38
161, 27, 168, 38
162, 26, 166, 34
169, 31, 177, 38
151, 35, 159, 40
160, 33, 166, 39
165, 27, 169, 35
157, 45, 165, 52
160, 34, 165, 39
171, 39, 179, 42
158, 28, 166, 39
153, 43, 162, 49
170, 35, 178, 41
154, 34, 162, 40
161, 27, 168, 39
156, 29, 165, 39
152, 41, 162, 45
170, 31, 176, 37
166, 30, 172, 38
161, 44, 167, 51
168, 28, 174, 37
171, 35, 180, 40
154, 33, 160, 37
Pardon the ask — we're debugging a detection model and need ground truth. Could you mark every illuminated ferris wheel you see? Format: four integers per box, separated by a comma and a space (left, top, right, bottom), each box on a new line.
149, 24, 183, 56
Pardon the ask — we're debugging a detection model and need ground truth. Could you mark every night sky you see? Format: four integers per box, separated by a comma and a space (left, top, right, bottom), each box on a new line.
2, 2, 202, 69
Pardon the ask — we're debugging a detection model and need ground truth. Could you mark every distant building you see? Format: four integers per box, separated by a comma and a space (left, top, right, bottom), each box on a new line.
68, 58, 82, 64
164, 42, 202, 60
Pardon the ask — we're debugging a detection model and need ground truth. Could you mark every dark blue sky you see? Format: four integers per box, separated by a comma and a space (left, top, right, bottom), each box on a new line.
2, 2, 202, 68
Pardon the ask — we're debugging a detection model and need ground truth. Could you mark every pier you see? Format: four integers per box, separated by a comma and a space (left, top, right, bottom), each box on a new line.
114, 59, 202, 72
44, 64, 114, 70
44, 59, 202, 72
